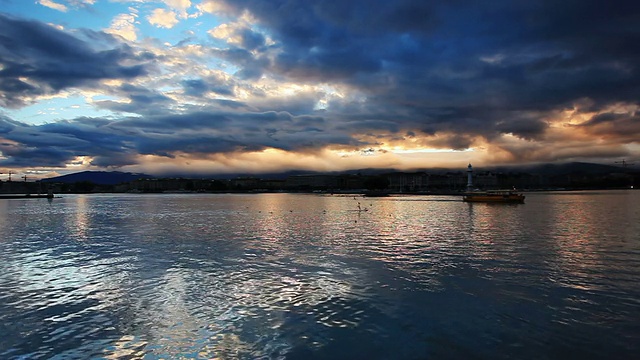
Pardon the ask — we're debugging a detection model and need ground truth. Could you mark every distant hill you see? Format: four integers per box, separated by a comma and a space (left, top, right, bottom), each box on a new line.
356, 162, 629, 176
41, 171, 153, 185
510, 162, 625, 176
37, 162, 633, 185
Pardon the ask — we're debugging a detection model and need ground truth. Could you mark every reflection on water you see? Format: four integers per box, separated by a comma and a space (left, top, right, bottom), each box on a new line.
1, 191, 639, 359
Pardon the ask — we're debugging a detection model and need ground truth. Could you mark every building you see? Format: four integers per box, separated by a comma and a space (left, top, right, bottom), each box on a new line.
385, 172, 429, 192
285, 174, 339, 190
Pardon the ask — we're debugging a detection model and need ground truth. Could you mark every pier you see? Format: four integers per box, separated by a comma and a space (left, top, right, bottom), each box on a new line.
0, 189, 55, 199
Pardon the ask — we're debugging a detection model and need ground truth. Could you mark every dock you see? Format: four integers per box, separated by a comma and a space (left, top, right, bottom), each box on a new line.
0, 193, 54, 199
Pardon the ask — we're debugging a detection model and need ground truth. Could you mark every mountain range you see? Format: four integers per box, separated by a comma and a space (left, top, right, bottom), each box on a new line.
38, 162, 634, 185
40, 171, 153, 185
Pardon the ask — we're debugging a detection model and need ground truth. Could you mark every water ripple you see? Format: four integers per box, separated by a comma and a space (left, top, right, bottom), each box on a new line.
0, 192, 639, 359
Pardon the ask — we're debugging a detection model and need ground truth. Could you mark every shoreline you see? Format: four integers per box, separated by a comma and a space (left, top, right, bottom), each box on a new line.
0, 194, 54, 199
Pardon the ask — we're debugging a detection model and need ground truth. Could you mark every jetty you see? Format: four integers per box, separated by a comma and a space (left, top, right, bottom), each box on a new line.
0, 194, 54, 199
0, 189, 55, 199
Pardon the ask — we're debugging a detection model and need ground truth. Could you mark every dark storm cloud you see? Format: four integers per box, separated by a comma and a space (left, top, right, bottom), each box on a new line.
215, 0, 639, 144
209, 47, 271, 80
182, 79, 209, 97
237, 28, 266, 50
181, 72, 235, 97
95, 84, 174, 115
119, 109, 355, 157
0, 115, 140, 167
0, 13, 150, 108
0, 106, 358, 167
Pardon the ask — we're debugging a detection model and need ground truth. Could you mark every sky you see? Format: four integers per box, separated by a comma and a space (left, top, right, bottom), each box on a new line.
1, 0, 639, 179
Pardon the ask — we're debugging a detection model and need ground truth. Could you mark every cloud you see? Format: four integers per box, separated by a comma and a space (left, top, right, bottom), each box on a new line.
37, 0, 68, 12
148, 8, 179, 29
208, 47, 269, 80
213, 0, 639, 117
0, 115, 113, 167
0, 102, 359, 169
106, 12, 139, 42
147, 0, 193, 28
209, 23, 266, 50
74, 0, 97, 5
575, 110, 640, 142
0, 14, 151, 108
181, 77, 234, 97
195, 0, 234, 16
163, 0, 192, 19
2, 1, 640, 175
36, 0, 98, 12
94, 84, 175, 115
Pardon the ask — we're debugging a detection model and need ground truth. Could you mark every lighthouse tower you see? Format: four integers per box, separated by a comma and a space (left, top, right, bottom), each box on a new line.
466, 163, 473, 192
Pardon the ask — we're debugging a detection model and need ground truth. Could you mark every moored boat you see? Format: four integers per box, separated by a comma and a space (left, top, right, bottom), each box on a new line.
463, 190, 525, 203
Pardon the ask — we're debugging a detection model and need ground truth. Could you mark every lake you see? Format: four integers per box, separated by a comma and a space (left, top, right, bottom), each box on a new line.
1, 191, 639, 359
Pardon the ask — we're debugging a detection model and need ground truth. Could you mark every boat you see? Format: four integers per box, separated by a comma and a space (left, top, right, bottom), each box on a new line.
462, 189, 525, 203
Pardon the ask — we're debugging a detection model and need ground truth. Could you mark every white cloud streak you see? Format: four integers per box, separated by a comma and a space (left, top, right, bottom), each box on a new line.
37, 0, 68, 12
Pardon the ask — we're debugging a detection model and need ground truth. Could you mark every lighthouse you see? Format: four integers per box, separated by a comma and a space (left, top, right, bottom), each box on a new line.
466, 163, 473, 192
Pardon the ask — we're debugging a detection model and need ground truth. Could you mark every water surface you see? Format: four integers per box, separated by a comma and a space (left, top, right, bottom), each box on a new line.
1, 191, 639, 359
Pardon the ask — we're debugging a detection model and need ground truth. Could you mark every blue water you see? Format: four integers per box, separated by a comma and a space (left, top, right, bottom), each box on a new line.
1, 191, 639, 359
